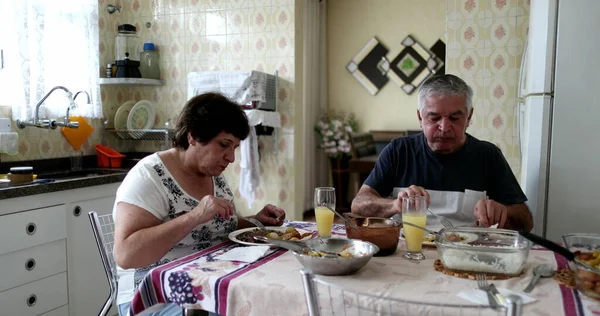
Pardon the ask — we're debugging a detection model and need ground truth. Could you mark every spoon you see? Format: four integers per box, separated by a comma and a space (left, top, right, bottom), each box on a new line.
389, 214, 442, 238
319, 205, 357, 228
523, 264, 554, 293
253, 236, 338, 258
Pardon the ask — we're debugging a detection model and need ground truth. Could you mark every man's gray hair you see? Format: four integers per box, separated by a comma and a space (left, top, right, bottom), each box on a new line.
417, 74, 473, 114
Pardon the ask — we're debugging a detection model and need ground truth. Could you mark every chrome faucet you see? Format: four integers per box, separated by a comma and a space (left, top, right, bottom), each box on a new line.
52, 90, 90, 129
16, 86, 79, 129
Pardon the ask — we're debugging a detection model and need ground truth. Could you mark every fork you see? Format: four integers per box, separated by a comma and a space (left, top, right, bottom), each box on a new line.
476, 274, 499, 310
427, 208, 454, 228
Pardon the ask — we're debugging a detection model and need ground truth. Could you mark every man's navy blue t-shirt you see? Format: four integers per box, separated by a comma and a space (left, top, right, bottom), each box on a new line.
364, 133, 527, 205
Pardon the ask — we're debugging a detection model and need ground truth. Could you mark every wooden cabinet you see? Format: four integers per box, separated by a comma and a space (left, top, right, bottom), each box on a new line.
0, 182, 121, 316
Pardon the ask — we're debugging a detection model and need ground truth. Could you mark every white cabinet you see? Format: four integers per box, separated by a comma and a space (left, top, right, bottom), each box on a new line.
66, 193, 118, 316
0, 182, 121, 316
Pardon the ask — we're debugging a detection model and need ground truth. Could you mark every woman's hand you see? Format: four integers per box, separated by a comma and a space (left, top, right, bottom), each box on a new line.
255, 204, 286, 226
191, 196, 234, 223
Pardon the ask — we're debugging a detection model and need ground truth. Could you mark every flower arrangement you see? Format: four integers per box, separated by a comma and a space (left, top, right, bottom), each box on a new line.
314, 112, 359, 160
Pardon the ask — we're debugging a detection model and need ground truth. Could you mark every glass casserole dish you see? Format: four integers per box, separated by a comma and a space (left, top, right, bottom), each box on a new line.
435, 227, 531, 275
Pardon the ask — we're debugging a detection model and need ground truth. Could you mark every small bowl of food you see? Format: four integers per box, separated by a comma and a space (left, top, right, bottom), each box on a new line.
562, 233, 600, 300
344, 213, 401, 256
292, 238, 378, 276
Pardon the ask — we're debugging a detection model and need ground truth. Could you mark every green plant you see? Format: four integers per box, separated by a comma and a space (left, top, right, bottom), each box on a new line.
314, 112, 359, 160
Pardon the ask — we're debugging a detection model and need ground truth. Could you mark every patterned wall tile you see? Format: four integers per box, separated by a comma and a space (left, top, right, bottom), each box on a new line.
206, 11, 228, 35
226, 34, 249, 59
227, 9, 249, 34
447, 0, 527, 178
2, 0, 298, 219
248, 7, 272, 33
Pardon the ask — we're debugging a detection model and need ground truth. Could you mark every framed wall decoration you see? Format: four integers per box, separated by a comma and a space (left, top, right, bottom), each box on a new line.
346, 35, 446, 96
346, 37, 389, 95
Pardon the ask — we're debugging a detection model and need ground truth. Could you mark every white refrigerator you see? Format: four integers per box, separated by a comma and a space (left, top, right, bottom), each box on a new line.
520, 0, 600, 241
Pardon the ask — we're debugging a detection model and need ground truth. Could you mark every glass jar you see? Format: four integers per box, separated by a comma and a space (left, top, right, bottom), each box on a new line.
139, 43, 161, 79
115, 24, 140, 62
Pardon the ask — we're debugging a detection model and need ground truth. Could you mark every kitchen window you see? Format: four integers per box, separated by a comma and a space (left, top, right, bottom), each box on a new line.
0, 0, 103, 121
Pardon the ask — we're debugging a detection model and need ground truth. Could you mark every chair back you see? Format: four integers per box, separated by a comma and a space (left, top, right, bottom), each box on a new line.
349, 132, 377, 158
300, 269, 522, 316
88, 211, 118, 316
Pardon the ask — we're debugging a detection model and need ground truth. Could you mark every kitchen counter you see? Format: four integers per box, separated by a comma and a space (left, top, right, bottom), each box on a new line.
0, 168, 128, 200
0, 153, 151, 200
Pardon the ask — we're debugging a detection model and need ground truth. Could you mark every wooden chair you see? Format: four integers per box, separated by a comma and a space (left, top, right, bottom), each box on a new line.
349, 132, 377, 158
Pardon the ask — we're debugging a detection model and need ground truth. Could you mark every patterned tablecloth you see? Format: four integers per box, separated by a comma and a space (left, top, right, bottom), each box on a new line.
130, 221, 600, 316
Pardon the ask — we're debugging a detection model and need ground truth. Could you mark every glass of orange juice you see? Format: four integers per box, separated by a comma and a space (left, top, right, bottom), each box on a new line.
402, 196, 428, 260
314, 187, 336, 238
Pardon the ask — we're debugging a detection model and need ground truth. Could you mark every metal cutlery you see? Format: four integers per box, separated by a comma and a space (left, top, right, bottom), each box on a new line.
476, 274, 499, 310
524, 264, 554, 293
426, 208, 454, 227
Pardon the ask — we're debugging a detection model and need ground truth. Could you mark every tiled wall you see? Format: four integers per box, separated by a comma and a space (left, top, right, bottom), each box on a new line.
98, 0, 297, 217
2, 0, 298, 218
446, 0, 529, 178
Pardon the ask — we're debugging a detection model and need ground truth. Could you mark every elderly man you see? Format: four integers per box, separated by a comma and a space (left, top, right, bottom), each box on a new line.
351, 75, 533, 232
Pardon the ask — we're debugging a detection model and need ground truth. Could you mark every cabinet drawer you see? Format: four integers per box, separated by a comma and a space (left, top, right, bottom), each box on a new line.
0, 272, 68, 316
0, 239, 67, 292
39, 304, 68, 316
0, 205, 66, 255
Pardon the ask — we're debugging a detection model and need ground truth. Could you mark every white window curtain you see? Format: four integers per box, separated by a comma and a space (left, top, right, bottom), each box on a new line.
3, 0, 102, 121
303, 0, 329, 210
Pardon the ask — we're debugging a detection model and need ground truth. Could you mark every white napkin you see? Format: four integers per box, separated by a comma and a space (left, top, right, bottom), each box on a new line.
215, 246, 270, 263
457, 288, 536, 305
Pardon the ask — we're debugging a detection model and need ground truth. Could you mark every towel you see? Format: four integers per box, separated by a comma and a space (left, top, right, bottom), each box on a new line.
244, 109, 281, 128
457, 288, 536, 306
240, 127, 260, 209
214, 246, 270, 263
0, 132, 18, 155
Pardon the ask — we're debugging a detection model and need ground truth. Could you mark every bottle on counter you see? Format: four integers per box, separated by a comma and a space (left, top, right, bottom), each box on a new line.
106, 63, 112, 78
139, 43, 160, 79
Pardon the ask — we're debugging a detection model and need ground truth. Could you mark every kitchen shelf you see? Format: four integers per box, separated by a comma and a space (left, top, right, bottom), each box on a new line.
106, 128, 174, 141
99, 78, 165, 86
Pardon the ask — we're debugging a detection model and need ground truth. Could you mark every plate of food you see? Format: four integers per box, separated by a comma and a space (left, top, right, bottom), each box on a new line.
229, 226, 313, 247
400, 228, 478, 247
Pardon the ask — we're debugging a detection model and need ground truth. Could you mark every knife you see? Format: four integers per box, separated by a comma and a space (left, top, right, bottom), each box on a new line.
489, 284, 506, 306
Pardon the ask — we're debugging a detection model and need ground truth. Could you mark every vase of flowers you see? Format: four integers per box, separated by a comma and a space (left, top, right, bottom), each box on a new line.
314, 112, 358, 211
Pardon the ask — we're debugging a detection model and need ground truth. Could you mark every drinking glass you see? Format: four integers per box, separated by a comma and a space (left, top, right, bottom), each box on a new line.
70, 150, 83, 171
402, 195, 428, 260
314, 187, 336, 238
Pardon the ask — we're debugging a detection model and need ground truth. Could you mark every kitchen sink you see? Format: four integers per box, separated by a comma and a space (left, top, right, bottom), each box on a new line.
36, 168, 129, 180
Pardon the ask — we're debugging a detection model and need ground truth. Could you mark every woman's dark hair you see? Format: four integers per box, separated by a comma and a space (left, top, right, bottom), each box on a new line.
173, 92, 250, 149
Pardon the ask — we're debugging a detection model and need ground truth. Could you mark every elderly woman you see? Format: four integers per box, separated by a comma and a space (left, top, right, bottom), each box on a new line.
113, 92, 285, 316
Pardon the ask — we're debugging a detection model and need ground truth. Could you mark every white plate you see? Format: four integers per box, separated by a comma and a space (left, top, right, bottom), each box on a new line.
127, 100, 156, 130
400, 229, 479, 247
228, 226, 313, 247
114, 100, 136, 129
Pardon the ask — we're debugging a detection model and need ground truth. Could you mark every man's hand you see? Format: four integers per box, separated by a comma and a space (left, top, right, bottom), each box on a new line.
473, 199, 508, 228
397, 185, 430, 205
255, 204, 286, 226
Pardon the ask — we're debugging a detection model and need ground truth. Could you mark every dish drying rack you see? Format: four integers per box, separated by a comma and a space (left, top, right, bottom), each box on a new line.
105, 128, 174, 141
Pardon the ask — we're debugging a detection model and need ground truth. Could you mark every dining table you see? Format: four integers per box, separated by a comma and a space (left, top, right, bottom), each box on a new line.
129, 221, 600, 316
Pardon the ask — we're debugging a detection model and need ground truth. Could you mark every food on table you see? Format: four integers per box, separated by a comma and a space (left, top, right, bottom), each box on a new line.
315, 206, 335, 237
304, 244, 358, 258
237, 227, 311, 243
445, 233, 468, 242
402, 213, 427, 252
574, 250, 600, 295
439, 244, 527, 275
